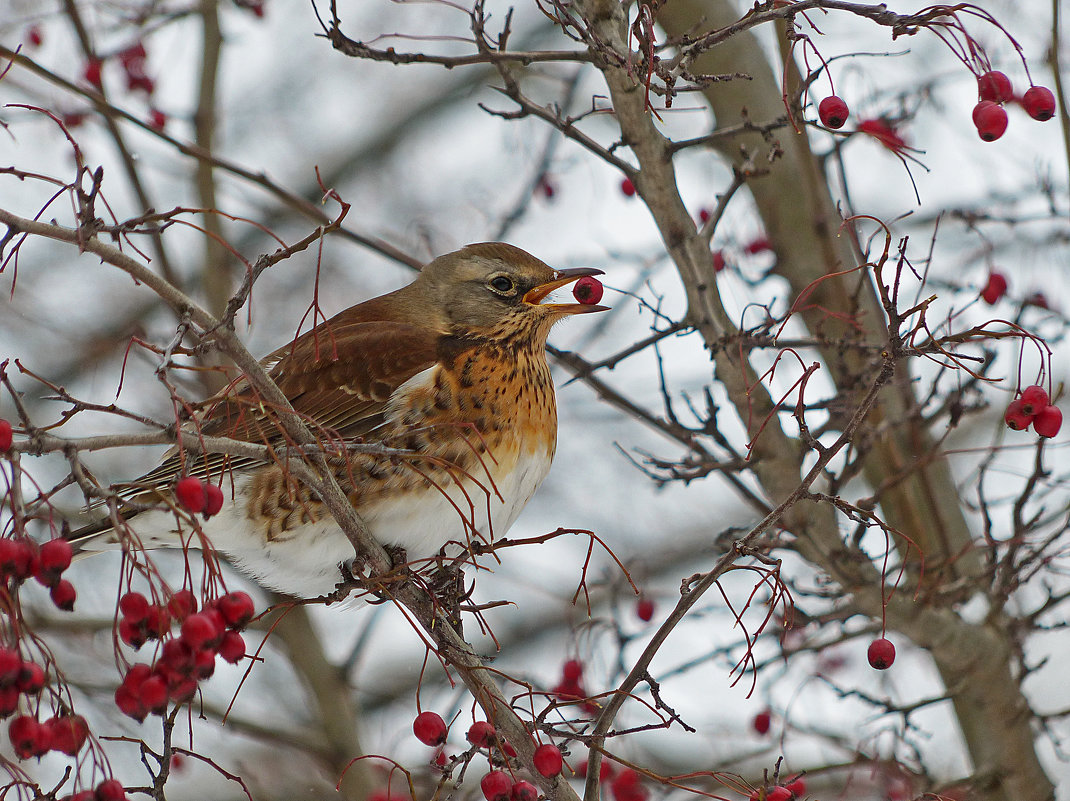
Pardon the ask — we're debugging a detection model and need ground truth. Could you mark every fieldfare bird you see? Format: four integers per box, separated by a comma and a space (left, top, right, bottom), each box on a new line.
72, 243, 607, 597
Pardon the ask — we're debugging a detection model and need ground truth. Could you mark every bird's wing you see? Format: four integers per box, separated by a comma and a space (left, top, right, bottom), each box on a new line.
111, 320, 442, 502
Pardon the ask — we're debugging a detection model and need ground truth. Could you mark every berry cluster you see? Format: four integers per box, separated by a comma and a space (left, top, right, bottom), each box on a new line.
1004, 386, 1062, 438
174, 476, 225, 517
8, 712, 88, 759
0, 536, 76, 611
972, 71, 1055, 142
114, 589, 254, 721
69, 37, 167, 132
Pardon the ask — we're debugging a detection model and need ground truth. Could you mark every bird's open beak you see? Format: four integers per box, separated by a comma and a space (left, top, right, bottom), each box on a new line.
522, 267, 609, 314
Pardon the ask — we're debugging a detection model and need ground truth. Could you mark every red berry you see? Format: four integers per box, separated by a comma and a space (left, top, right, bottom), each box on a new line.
217, 591, 255, 629
50, 579, 77, 611
466, 720, 496, 748
978, 70, 1013, 103
413, 711, 447, 746
218, 630, 246, 664
203, 483, 224, 516
0, 419, 11, 451
572, 276, 604, 305
114, 684, 147, 721
38, 539, 72, 578
168, 589, 198, 621
511, 781, 539, 801
1025, 291, 1050, 309
119, 618, 149, 649
27, 26, 43, 48
786, 778, 806, 796
119, 42, 147, 69
533, 743, 563, 777
1004, 399, 1033, 431
610, 769, 647, 801
148, 109, 167, 132
119, 592, 150, 622
138, 675, 168, 714
43, 714, 89, 756
562, 659, 583, 682
636, 597, 655, 622
167, 676, 199, 703
971, 99, 997, 126
160, 639, 195, 676
973, 102, 1008, 141
0, 686, 20, 717
175, 477, 206, 513
143, 605, 172, 639
857, 118, 906, 152
1022, 86, 1056, 121
9, 715, 42, 759
83, 58, 103, 89
193, 647, 216, 679
481, 770, 513, 801
979, 271, 1008, 304
698, 208, 711, 224
16, 661, 45, 694
1019, 385, 1049, 416
122, 663, 152, 688
752, 710, 771, 734
818, 95, 849, 129
95, 779, 127, 801
711, 250, 726, 273
0, 648, 21, 685
1033, 405, 1062, 438
745, 236, 772, 255
620, 178, 636, 197
766, 789, 792, 801
867, 637, 896, 670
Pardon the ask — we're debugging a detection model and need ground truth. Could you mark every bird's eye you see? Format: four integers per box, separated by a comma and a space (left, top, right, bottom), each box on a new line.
489, 275, 515, 294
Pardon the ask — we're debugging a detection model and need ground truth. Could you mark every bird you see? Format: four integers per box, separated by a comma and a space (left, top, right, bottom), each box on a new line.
71, 243, 607, 598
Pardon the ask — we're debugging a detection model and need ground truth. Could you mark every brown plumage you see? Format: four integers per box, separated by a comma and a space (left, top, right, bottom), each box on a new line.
72, 243, 607, 597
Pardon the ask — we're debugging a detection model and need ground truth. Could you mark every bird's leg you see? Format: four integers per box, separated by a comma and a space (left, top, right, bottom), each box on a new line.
326, 544, 412, 604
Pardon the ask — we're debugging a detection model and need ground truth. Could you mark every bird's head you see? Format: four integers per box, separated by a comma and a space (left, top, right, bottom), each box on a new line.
412, 243, 608, 340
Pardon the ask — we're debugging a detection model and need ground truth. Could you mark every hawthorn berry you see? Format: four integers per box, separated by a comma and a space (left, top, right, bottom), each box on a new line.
114, 684, 147, 721
767, 789, 793, 801
573, 276, 604, 305
1019, 385, 1049, 416
26, 26, 43, 48
1004, 399, 1033, 431
979, 271, 1008, 304
193, 648, 216, 679
973, 102, 1008, 141
698, 208, 712, 224
37, 539, 72, 584
711, 250, 726, 273
413, 710, 447, 746
175, 477, 206, 513
481, 770, 513, 801
978, 70, 1013, 104
0, 419, 11, 451
610, 769, 648, 801
218, 630, 246, 664
562, 659, 583, 683
43, 714, 88, 756
95, 779, 128, 801
0, 648, 22, 685
577, 759, 615, 781
16, 661, 45, 694
1033, 406, 1062, 438
636, 596, 655, 622
138, 675, 168, 714
857, 118, 906, 153
971, 99, 997, 126
744, 236, 772, 255
1022, 86, 1056, 121
752, 710, 771, 734
149, 109, 167, 132
818, 95, 849, 129
180, 613, 217, 650
867, 637, 896, 670
786, 778, 806, 796
119, 591, 150, 622
204, 483, 225, 517
217, 591, 255, 629
9, 715, 42, 759
533, 743, 563, 777
143, 604, 172, 639
0, 686, 19, 717
620, 178, 636, 197
511, 781, 539, 801
467, 720, 496, 748
50, 579, 77, 611
83, 58, 103, 89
